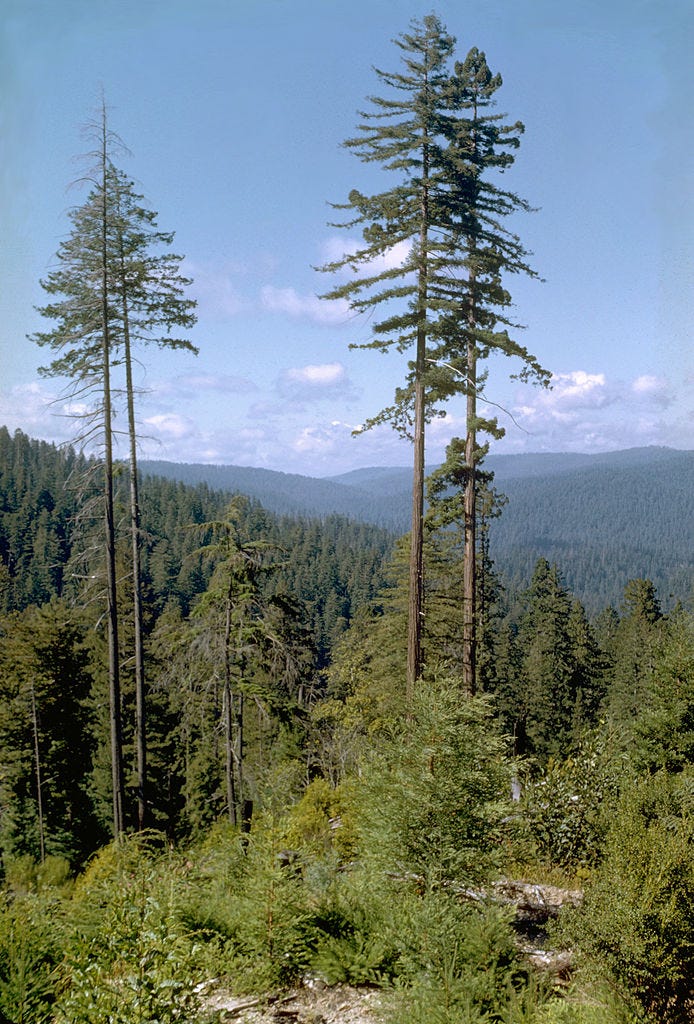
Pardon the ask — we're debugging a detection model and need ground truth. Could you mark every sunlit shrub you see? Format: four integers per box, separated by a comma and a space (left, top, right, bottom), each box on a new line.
565, 770, 694, 1023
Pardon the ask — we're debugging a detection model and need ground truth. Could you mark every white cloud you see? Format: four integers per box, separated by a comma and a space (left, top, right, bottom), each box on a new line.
631, 374, 672, 404
276, 361, 359, 403
154, 372, 256, 399
260, 285, 351, 325
288, 419, 410, 473
321, 235, 412, 276
285, 363, 345, 387
496, 368, 686, 453
185, 260, 247, 318
0, 381, 79, 444
143, 413, 195, 440
548, 371, 613, 408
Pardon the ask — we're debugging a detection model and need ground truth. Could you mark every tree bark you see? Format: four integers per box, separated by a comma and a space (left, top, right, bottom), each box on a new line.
116, 215, 147, 831
100, 115, 125, 838
406, 72, 430, 703
30, 683, 46, 863
462, 323, 477, 696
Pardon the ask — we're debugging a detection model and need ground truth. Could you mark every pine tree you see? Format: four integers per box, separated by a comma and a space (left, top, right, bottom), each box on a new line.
605, 578, 664, 729
0, 601, 101, 865
31, 108, 126, 837
321, 14, 457, 698
513, 559, 596, 759
30, 103, 197, 835
428, 48, 550, 693
322, 19, 548, 697
110, 164, 197, 830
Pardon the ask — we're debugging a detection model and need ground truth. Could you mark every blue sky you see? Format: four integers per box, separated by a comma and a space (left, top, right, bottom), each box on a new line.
2, 0, 692, 476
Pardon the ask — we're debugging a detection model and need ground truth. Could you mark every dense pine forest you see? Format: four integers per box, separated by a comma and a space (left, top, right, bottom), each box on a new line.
141, 446, 694, 616
2, 12, 693, 1024
1, 424, 693, 1023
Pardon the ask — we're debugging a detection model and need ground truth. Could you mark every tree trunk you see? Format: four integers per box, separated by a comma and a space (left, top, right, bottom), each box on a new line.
100, 116, 125, 838
462, 327, 477, 696
407, 357, 426, 702
118, 235, 147, 831
30, 683, 46, 863
224, 582, 238, 825
406, 96, 430, 703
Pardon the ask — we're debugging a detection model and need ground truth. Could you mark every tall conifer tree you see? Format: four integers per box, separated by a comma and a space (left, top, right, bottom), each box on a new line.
31, 104, 196, 835
322, 15, 458, 697
323, 20, 548, 697
109, 166, 197, 829
32, 109, 126, 836
431, 49, 550, 692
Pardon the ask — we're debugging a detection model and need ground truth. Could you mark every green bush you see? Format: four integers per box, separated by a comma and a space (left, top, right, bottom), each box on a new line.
519, 734, 626, 869
381, 894, 533, 1024
532, 998, 634, 1024
565, 770, 694, 1023
181, 817, 319, 991
0, 891, 62, 1024
355, 682, 511, 888
55, 835, 204, 1024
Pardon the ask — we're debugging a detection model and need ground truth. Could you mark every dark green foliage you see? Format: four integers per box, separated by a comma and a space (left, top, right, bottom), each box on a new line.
603, 578, 663, 729
0, 428, 391, 655
490, 453, 694, 616
0, 428, 94, 613
0, 600, 102, 867
141, 447, 694, 614
630, 606, 694, 772
141, 457, 410, 529
492, 559, 604, 760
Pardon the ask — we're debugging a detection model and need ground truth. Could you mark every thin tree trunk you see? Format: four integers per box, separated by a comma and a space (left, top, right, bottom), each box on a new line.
30, 683, 46, 864
407, 351, 426, 702
224, 581, 238, 825
234, 685, 244, 826
462, 321, 477, 696
118, 233, 147, 831
406, 78, 430, 703
462, 97, 480, 698
100, 108, 125, 838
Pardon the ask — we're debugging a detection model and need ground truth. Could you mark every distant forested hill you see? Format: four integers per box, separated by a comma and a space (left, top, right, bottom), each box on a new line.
490, 452, 693, 615
1, 430, 689, 621
141, 447, 693, 614
140, 460, 408, 529
0, 428, 392, 660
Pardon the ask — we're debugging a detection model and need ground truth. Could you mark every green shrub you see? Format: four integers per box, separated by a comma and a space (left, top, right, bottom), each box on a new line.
381, 895, 533, 1024
0, 891, 62, 1024
565, 770, 694, 1023
283, 777, 358, 863
181, 816, 319, 991
533, 999, 633, 1024
518, 733, 626, 870
55, 835, 204, 1024
355, 682, 511, 888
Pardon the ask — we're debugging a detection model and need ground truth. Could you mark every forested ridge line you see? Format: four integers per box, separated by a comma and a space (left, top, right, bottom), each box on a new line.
142, 445, 694, 614
0, 426, 392, 658
3, 427, 691, 624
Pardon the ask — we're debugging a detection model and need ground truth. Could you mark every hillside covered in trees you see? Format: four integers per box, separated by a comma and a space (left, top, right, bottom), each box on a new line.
142, 445, 693, 614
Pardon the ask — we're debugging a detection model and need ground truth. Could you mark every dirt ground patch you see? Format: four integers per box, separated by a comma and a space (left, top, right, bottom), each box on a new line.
202, 982, 386, 1023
